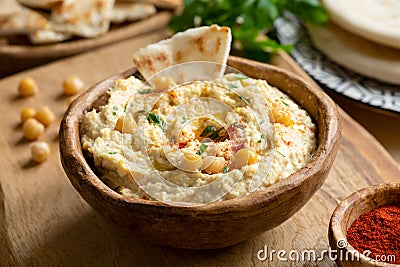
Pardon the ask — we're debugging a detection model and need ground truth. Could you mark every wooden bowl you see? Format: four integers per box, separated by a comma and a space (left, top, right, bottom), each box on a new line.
59, 56, 341, 249
329, 183, 400, 266
0, 11, 172, 77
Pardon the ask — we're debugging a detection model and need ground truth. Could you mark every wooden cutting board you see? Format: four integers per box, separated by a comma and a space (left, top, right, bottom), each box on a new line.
0, 28, 399, 267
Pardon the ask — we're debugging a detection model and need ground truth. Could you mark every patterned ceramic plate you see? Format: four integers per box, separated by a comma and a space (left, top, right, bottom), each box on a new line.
275, 16, 400, 114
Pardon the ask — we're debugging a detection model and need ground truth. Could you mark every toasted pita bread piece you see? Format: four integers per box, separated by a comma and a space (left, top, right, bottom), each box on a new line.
307, 21, 400, 85
133, 25, 232, 83
0, 0, 22, 20
29, 28, 71, 44
51, 0, 115, 38
111, 2, 156, 23
0, 7, 49, 36
17, 0, 62, 9
321, 0, 400, 49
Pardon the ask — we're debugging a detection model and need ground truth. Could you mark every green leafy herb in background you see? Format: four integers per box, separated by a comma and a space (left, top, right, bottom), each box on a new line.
169, 0, 327, 62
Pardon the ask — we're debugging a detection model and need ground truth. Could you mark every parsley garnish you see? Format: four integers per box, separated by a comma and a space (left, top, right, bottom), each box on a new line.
277, 151, 286, 157
112, 106, 118, 115
169, 0, 327, 62
200, 125, 216, 137
123, 104, 128, 113
108, 152, 117, 155
232, 122, 244, 130
234, 74, 247, 80
210, 128, 225, 141
239, 95, 251, 104
280, 97, 289, 106
181, 117, 187, 124
136, 110, 146, 114
227, 83, 237, 88
138, 89, 152, 94
222, 166, 229, 174
200, 125, 226, 141
257, 133, 266, 143
196, 144, 208, 155
148, 113, 166, 132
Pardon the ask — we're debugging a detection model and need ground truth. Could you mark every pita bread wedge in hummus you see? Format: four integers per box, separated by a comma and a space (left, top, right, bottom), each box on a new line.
17, 0, 62, 9
307, 21, 400, 85
0, 7, 49, 36
0, 0, 22, 20
111, 2, 156, 24
133, 25, 232, 83
51, 0, 115, 38
321, 0, 400, 49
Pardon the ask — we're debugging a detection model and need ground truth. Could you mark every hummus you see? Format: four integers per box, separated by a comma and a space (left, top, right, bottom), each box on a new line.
81, 73, 317, 203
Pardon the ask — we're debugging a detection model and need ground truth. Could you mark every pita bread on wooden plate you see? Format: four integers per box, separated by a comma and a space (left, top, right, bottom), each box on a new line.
321, 0, 400, 49
111, 2, 156, 23
17, 0, 62, 9
306, 21, 400, 85
133, 25, 232, 84
51, 0, 115, 38
29, 28, 71, 44
0, 7, 49, 36
0, 0, 22, 20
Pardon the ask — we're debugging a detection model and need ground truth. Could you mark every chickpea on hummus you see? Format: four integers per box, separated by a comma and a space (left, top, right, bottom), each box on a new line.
81, 73, 317, 203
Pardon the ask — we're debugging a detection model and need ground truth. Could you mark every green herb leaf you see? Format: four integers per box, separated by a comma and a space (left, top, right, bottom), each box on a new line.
112, 106, 118, 115
234, 73, 247, 80
257, 133, 266, 143
148, 112, 166, 132
108, 152, 117, 155
196, 144, 208, 155
277, 151, 286, 157
200, 125, 216, 137
181, 116, 187, 124
138, 89, 152, 94
124, 104, 128, 113
239, 95, 251, 104
227, 83, 237, 88
168, 0, 327, 63
222, 166, 229, 174
210, 127, 225, 141
136, 110, 146, 114
280, 96, 289, 106
232, 122, 244, 130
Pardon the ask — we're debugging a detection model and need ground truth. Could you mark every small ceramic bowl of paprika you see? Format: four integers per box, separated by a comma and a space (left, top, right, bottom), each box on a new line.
329, 182, 400, 267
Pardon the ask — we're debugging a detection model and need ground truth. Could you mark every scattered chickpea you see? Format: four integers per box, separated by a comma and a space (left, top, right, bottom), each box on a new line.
20, 108, 37, 123
36, 106, 55, 126
181, 152, 203, 172
232, 148, 258, 170
31, 141, 50, 163
114, 116, 124, 132
18, 77, 38, 97
63, 75, 84, 96
271, 109, 293, 127
22, 118, 45, 140
203, 156, 225, 174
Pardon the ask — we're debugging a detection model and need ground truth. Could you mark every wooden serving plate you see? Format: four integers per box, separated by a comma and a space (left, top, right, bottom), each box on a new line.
0, 28, 399, 265
0, 11, 172, 77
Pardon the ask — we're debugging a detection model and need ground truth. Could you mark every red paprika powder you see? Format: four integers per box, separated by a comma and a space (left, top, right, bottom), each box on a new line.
347, 205, 400, 264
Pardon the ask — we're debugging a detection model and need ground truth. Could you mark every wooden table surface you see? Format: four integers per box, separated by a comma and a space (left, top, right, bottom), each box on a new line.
0, 28, 399, 266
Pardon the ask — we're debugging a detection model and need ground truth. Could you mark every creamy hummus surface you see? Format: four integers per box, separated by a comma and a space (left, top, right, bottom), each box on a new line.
81, 73, 317, 203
